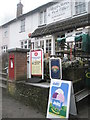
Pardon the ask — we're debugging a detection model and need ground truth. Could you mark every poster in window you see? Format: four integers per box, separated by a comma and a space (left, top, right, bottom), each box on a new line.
47, 79, 71, 118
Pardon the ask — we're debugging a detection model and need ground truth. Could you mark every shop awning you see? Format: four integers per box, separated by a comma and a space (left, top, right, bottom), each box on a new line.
75, 34, 88, 42
75, 34, 83, 42
75, 33, 90, 52
31, 14, 90, 38
57, 37, 66, 42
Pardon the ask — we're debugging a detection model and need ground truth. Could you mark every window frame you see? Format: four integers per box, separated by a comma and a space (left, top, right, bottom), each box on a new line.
75, 0, 86, 15
46, 39, 51, 54
39, 9, 47, 25
20, 19, 25, 32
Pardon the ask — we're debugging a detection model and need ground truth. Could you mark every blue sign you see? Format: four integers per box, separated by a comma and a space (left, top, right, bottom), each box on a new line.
50, 58, 62, 79
47, 79, 72, 118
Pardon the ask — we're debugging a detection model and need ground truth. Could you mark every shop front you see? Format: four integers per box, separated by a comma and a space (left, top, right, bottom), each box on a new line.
31, 13, 90, 91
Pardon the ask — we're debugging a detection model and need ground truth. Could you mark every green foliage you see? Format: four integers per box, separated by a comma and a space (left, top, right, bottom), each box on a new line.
49, 103, 66, 117
44, 58, 50, 80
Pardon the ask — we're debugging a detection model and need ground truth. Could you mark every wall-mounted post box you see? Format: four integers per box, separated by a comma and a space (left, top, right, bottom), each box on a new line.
9, 54, 15, 79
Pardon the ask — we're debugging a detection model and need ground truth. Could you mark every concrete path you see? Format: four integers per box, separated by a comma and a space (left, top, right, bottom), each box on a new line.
2, 89, 45, 118
1, 88, 90, 119
0, 87, 2, 120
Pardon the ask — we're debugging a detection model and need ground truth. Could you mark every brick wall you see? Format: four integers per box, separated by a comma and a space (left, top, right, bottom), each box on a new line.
15, 52, 27, 80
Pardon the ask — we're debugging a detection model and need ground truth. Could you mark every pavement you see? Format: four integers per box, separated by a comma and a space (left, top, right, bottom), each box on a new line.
0, 87, 2, 120
1, 88, 90, 119
2, 88, 45, 119
70, 95, 90, 119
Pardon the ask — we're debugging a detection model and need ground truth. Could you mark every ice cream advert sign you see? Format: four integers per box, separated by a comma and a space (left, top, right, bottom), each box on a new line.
47, 79, 71, 118
50, 58, 62, 79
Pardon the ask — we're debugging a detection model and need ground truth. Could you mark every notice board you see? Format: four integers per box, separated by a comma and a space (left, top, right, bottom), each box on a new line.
30, 49, 43, 78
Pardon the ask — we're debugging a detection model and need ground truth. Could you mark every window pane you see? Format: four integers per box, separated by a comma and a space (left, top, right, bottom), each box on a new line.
21, 42, 23, 45
25, 40, 27, 44
44, 10, 46, 24
75, 0, 86, 15
40, 12, 43, 25
21, 19, 25, 32
46, 39, 51, 54
24, 45, 27, 48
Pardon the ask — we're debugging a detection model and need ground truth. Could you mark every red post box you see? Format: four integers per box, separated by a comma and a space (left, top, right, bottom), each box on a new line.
9, 54, 15, 80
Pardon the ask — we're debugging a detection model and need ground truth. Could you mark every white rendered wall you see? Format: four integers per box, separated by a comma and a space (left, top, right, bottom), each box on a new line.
8, 12, 39, 49
0, 25, 10, 54
2, 26, 10, 47
0, 27, 2, 55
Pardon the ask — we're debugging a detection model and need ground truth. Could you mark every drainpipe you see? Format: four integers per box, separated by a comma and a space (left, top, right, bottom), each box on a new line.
51, 35, 55, 56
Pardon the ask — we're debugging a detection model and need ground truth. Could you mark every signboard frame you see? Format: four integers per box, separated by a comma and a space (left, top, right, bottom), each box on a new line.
47, 79, 72, 118
30, 48, 44, 79
49, 57, 62, 80
47, 0, 72, 24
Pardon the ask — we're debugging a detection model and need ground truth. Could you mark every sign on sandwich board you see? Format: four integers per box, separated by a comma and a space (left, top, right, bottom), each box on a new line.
47, 79, 71, 118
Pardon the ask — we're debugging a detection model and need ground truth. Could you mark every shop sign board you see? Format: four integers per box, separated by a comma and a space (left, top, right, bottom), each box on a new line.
50, 57, 62, 80
47, 0, 72, 24
30, 49, 43, 78
47, 79, 71, 118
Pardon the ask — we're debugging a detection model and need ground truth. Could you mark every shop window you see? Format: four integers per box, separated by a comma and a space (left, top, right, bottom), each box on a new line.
28, 40, 31, 48
55, 34, 65, 51
25, 40, 27, 44
75, 41, 82, 49
75, 33, 83, 49
31, 42, 34, 49
46, 39, 51, 54
67, 42, 74, 49
21, 40, 31, 49
40, 41, 44, 51
35, 41, 38, 48
75, 0, 86, 15
24, 45, 27, 49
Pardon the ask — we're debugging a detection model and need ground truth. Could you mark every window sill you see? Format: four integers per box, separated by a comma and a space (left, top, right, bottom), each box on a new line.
38, 24, 46, 28
73, 11, 87, 17
19, 31, 25, 33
